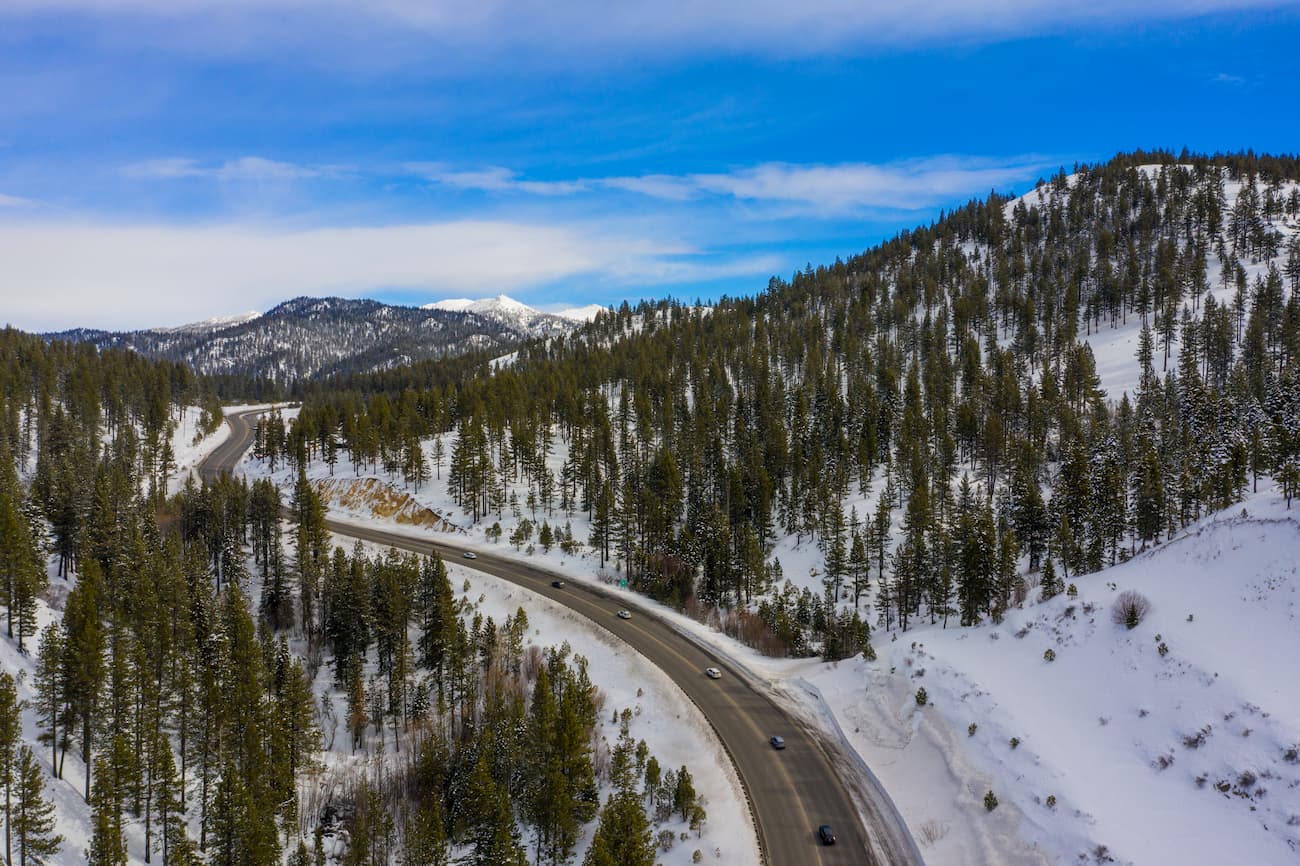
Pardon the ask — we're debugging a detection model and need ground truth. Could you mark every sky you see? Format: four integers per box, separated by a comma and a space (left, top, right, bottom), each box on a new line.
1, 1, 1299, 331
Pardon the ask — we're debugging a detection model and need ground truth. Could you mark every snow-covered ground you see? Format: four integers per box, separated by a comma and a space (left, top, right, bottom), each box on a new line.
1005, 166, 1300, 400
806, 486, 1300, 866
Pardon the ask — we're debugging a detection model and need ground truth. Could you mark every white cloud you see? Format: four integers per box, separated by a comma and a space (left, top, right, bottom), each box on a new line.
2, 0, 1289, 57
0, 218, 771, 331
405, 155, 1049, 214
407, 163, 588, 196
122, 156, 330, 181
0, 192, 33, 207
688, 156, 1051, 212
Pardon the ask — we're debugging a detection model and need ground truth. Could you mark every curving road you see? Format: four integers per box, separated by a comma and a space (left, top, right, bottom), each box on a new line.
201, 409, 920, 866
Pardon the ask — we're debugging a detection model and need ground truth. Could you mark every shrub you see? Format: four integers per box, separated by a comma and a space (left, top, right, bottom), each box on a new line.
1009, 737, 1020, 749
1066, 583, 1078, 598
1111, 590, 1152, 629
693, 852, 703, 864
1045, 794, 1056, 809
968, 723, 978, 737
983, 790, 998, 811
915, 687, 928, 707
1043, 648, 1056, 662
1157, 642, 1169, 657
918, 819, 949, 845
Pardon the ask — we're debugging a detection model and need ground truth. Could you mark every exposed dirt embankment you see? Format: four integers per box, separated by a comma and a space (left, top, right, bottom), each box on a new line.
312, 477, 461, 532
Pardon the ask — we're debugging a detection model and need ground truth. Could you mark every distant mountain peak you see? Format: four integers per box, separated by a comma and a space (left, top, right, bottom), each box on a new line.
45, 294, 589, 384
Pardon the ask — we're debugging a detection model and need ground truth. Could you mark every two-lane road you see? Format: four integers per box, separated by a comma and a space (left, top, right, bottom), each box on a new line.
201, 408, 920, 866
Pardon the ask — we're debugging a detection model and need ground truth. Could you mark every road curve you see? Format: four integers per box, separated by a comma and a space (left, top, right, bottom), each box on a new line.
202, 409, 920, 866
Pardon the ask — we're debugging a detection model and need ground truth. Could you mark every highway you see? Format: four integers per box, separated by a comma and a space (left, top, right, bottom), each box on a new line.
201, 408, 921, 866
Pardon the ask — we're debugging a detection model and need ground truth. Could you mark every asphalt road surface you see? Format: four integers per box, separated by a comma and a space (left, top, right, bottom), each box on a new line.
201, 408, 921, 866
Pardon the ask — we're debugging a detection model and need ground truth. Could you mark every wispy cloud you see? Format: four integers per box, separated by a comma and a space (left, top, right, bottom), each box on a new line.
0, 218, 775, 331
408, 155, 1049, 214
405, 164, 586, 196
1212, 72, 1247, 84
122, 156, 337, 181
689, 156, 1050, 211
3, 0, 1290, 60
0, 192, 33, 208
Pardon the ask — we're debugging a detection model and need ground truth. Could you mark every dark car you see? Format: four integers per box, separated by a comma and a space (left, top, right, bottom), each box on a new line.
551, 579, 565, 588
769, 735, 786, 750
818, 825, 836, 845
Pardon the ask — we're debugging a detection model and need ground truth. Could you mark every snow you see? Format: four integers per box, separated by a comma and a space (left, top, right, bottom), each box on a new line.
422, 294, 534, 317
1004, 164, 1300, 400
808, 486, 1300, 866
152, 310, 262, 334
552, 304, 607, 322
244, 401, 1300, 866
166, 405, 229, 494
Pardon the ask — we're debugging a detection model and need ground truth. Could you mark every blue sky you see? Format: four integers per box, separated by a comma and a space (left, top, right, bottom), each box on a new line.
1, 1, 1298, 330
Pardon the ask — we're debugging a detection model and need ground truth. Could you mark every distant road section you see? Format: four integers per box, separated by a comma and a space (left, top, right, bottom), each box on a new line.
201, 408, 922, 866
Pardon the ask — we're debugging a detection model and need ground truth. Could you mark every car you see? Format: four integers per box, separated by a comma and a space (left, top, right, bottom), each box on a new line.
817, 825, 836, 846
704, 667, 722, 679
769, 735, 786, 750
551, 579, 565, 588
617, 610, 631, 620
462, 551, 477, 559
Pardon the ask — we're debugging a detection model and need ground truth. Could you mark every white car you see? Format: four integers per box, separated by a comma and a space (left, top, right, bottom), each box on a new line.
705, 667, 722, 679
462, 551, 477, 560
617, 610, 631, 620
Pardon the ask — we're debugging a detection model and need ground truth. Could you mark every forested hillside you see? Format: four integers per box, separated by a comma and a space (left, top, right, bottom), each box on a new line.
272, 150, 1300, 654
45, 296, 575, 391
0, 331, 708, 864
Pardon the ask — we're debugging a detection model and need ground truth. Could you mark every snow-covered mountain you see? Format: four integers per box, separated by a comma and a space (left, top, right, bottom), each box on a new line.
45, 296, 590, 384
422, 294, 600, 337
151, 310, 263, 335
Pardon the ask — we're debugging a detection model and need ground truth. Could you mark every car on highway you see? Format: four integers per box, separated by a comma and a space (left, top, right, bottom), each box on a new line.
551, 579, 565, 588
704, 667, 722, 679
617, 609, 631, 620
769, 735, 786, 750
817, 825, 836, 845
462, 551, 477, 559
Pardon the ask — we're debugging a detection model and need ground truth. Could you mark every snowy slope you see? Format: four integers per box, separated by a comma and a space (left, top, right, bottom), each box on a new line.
422, 294, 581, 339
553, 303, 607, 322
808, 487, 1300, 866
1004, 165, 1300, 399
152, 310, 263, 334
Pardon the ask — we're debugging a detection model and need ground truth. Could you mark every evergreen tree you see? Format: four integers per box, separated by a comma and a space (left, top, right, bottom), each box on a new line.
582, 791, 655, 866
0, 671, 21, 866
12, 746, 61, 866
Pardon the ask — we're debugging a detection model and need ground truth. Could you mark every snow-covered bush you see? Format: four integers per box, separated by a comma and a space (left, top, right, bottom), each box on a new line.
1111, 590, 1152, 629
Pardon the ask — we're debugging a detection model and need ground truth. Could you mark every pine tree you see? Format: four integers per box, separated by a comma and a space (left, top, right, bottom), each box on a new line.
88, 753, 127, 866
12, 746, 61, 865
0, 486, 45, 652
1039, 558, 1059, 601
673, 765, 696, 821
582, 790, 655, 866
32, 625, 64, 779
63, 558, 106, 799
0, 671, 21, 866
401, 799, 448, 866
